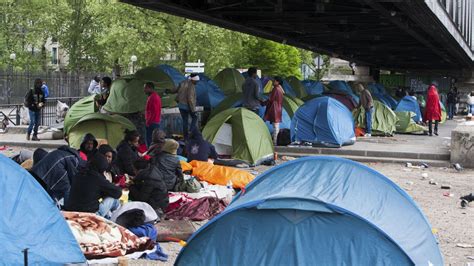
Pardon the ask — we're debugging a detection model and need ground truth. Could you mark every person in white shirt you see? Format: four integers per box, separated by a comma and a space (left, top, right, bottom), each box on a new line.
88, 76, 101, 95
467, 91, 474, 115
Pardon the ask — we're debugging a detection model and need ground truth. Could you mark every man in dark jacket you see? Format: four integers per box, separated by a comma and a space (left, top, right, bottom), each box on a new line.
186, 127, 217, 162
447, 87, 458, 120
25, 78, 46, 141
65, 152, 122, 219
152, 139, 184, 190
129, 159, 169, 215
242, 67, 263, 113
31, 145, 82, 204
79, 133, 98, 161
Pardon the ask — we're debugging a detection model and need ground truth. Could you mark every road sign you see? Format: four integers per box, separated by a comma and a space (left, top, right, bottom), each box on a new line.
185, 59, 204, 67
185, 67, 205, 73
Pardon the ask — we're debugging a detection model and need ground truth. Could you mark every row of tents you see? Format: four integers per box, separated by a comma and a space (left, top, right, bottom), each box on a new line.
63, 65, 444, 166
1, 152, 443, 265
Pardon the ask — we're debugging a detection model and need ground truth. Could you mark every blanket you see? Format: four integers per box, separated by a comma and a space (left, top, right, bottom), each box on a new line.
165, 197, 227, 221
63, 211, 154, 259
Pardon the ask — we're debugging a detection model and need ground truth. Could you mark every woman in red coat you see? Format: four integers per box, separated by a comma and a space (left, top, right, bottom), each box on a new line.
424, 83, 442, 136
264, 77, 285, 145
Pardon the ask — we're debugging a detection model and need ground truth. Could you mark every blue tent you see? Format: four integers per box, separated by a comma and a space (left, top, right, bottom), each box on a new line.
302, 80, 324, 95
195, 79, 226, 109
329, 80, 360, 103
157, 64, 186, 87
176, 156, 443, 266
396, 96, 423, 122
291, 96, 356, 147
197, 73, 211, 82
0, 154, 85, 265
281, 79, 297, 97
368, 83, 398, 109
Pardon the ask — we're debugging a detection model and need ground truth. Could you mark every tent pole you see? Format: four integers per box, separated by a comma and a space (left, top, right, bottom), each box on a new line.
23, 248, 28, 266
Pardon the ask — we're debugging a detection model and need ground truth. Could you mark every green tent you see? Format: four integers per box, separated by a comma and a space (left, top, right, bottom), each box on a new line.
282, 95, 303, 117
68, 113, 136, 149
64, 95, 97, 135
353, 101, 398, 136
214, 68, 245, 95
209, 93, 243, 119
103, 78, 148, 114
134, 67, 175, 90
210, 93, 302, 119
287, 76, 307, 98
203, 108, 274, 165
395, 112, 427, 134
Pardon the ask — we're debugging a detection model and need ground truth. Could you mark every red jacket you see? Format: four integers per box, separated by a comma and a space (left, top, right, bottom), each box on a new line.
145, 91, 162, 126
264, 85, 284, 123
424, 85, 441, 121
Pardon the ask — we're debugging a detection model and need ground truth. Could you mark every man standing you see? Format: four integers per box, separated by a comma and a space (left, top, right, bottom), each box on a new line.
242, 67, 262, 114
25, 78, 46, 141
447, 87, 457, 120
88, 76, 101, 94
169, 74, 198, 139
357, 83, 374, 137
144, 82, 162, 147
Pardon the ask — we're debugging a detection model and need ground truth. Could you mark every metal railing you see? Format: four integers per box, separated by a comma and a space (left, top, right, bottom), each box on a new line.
0, 96, 82, 126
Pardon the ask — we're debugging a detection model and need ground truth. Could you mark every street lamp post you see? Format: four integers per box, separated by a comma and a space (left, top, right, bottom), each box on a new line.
7, 53, 16, 104
130, 55, 137, 73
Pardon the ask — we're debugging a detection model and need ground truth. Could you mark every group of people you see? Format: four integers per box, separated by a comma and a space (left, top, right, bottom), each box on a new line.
26, 124, 217, 220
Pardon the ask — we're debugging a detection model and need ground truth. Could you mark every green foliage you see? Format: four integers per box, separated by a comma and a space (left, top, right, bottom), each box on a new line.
0, 0, 316, 78
243, 39, 303, 79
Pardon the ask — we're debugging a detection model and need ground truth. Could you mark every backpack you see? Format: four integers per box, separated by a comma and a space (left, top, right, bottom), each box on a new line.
277, 129, 291, 146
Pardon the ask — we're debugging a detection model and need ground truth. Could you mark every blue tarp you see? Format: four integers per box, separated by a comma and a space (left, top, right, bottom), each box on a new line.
302, 80, 324, 95
157, 64, 186, 87
396, 96, 423, 122
0, 154, 85, 265
195, 79, 226, 109
328, 80, 360, 103
291, 96, 356, 147
176, 156, 443, 266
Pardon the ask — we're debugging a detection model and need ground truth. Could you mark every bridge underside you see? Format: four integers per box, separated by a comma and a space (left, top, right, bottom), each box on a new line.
122, 0, 474, 71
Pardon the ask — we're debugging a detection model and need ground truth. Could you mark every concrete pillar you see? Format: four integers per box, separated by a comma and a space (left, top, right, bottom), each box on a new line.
451, 124, 474, 168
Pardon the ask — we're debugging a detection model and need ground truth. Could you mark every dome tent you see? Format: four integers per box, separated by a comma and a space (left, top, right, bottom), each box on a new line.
195, 78, 226, 109
64, 95, 97, 134
302, 79, 324, 95
209, 93, 300, 134
328, 80, 360, 103
396, 111, 427, 134
202, 108, 273, 165
157, 64, 186, 87
214, 68, 245, 95
291, 96, 356, 147
176, 156, 443, 266
0, 154, 85, 264
68, 113, 136, 149
103, 78, 152, 114
396, 96, 423, 122
134, 66, 175, 90
354, 100, 398, 136
286, 76, 307, 98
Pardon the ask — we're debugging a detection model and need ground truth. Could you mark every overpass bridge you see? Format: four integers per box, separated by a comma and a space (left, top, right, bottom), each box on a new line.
122, 0, 474, 85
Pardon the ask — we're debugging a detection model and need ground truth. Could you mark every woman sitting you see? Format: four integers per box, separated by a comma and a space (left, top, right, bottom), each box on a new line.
116, 129, 140, 176
152, 139, 184, 191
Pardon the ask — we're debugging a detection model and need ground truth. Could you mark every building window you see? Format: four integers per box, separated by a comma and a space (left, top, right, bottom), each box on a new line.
51, 47, 58, 65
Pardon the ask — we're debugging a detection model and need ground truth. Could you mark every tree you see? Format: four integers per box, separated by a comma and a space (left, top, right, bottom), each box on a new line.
243, 39, 303, 79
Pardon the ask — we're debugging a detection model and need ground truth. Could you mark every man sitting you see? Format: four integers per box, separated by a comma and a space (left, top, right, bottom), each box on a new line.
79, 133, 98, 161
65, 152, 122, 219
186, 128, 217, 162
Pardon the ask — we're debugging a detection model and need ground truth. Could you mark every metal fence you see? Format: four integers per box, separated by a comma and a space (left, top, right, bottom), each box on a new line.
0, 96, 82, 126
0, 69, 110, 105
